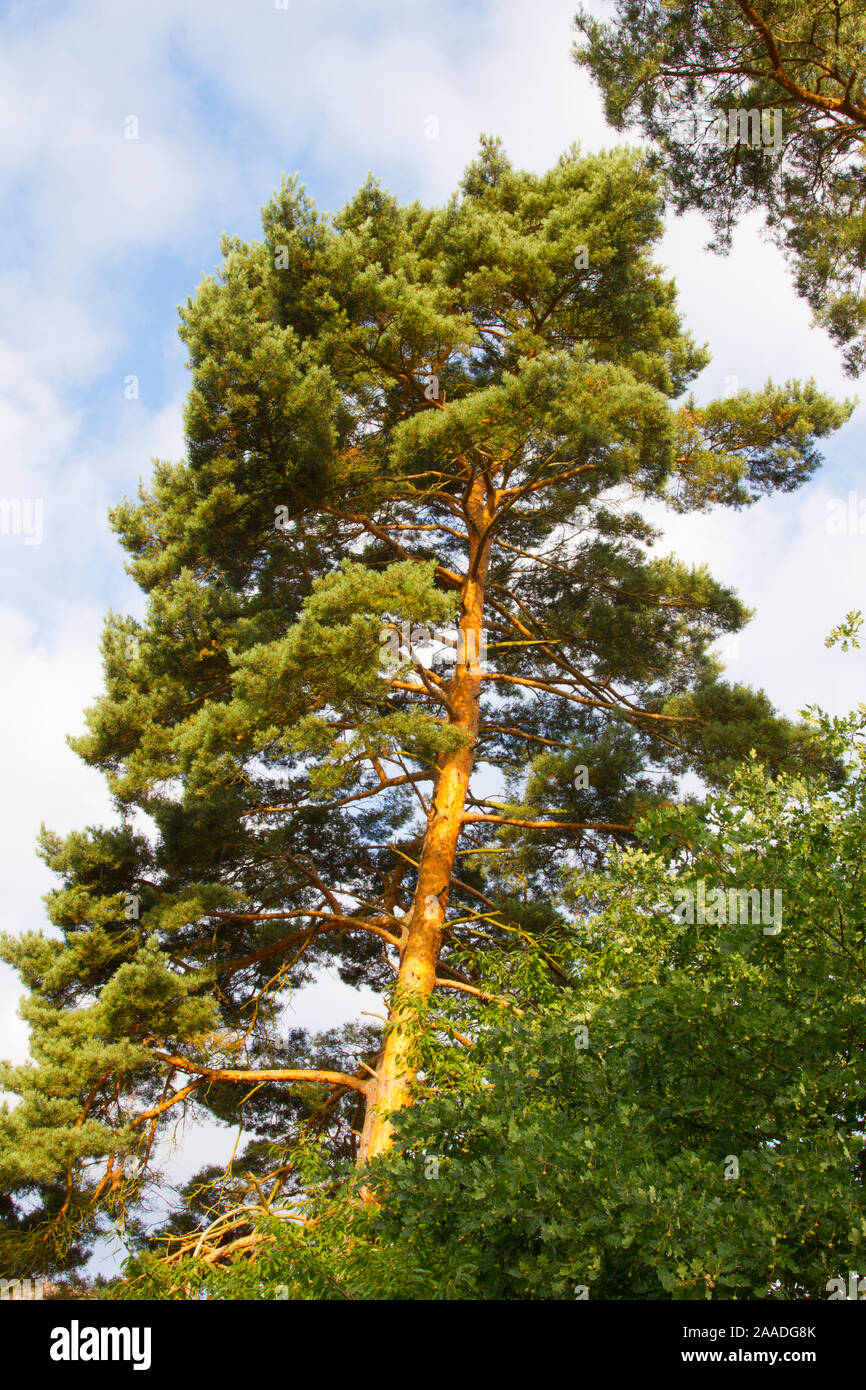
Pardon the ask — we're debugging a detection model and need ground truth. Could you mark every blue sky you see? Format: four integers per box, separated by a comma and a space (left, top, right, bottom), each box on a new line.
1, 0, 864, 1258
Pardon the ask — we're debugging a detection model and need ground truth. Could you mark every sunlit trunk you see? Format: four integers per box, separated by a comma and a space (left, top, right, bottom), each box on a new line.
358, 477, 492, 1164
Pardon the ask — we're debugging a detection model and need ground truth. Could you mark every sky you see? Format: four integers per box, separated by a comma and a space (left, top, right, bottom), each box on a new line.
1, 0, 864, 1251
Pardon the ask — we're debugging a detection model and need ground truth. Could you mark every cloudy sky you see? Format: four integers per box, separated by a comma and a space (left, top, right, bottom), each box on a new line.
1, 0, 863, 1235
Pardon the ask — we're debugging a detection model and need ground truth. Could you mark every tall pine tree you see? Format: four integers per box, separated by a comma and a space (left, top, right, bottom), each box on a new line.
0, 139, 850, 1271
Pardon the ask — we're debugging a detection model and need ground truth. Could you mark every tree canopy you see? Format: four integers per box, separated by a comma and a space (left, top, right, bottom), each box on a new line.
574, 1, 866, 373
0, 139, 851, 1276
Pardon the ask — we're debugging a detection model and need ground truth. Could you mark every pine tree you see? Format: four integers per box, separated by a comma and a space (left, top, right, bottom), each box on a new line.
0, 139, 851, 1270
574, 1, 866, 373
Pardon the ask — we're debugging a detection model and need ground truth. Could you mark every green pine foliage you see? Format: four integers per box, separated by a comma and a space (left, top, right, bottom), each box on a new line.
574, 1, 866, 373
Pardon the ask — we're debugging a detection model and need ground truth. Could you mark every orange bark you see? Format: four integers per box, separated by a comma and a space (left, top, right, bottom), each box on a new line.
358, 476, 493, 1164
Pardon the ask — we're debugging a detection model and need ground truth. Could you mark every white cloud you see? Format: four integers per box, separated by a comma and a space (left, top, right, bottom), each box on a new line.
647, 483, 866, 720
0, 605, 112, 1063
0, 344, 80, 493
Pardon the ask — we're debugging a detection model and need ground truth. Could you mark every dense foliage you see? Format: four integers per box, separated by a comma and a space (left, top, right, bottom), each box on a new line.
118, 696, 866, 1300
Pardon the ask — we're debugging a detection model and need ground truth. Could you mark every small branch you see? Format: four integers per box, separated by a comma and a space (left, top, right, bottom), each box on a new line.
433, 977, 524, 1014
130, 1080, 204, 1126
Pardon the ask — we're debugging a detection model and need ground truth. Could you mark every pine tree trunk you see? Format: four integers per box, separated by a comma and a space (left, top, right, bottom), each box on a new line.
358, 477, 492, 1164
